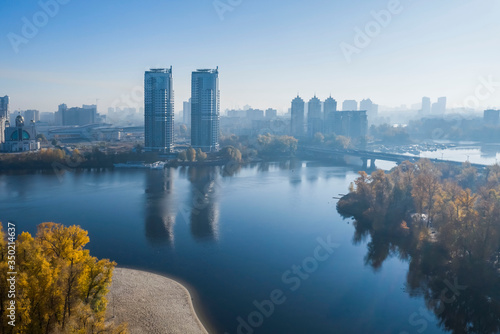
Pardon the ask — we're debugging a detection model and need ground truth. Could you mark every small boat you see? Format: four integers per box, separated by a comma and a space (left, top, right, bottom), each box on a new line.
149, 161, 166, 170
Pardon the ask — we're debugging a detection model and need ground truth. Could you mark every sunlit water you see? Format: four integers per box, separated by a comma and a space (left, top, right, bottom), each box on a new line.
0, 161, 448, 334
419, 144, 500, 165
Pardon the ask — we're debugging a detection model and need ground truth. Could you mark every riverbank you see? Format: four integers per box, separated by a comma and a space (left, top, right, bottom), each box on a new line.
106, 268, 210, 334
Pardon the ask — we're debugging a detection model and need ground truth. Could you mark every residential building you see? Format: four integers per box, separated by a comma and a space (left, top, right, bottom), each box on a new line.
265, 108, 277, 119
360, 98, 378, 120
421, 97, 431, 115
484, 109, 500, 125
183, 99, 191, 125
291, 95, 305, 137
0, 96, 8, 119
307, 96, 322, 137
342, 100, 358, 111
191, 68, 220, 152
144, 67, 174, 153
432, 97, 447, 115
23, 109, 40, 122
324, 96, 338, 134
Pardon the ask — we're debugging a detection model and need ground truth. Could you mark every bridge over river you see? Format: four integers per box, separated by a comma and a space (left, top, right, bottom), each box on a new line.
299, 145, 490, 169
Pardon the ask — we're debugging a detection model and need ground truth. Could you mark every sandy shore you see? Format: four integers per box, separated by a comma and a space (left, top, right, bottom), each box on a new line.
106, 268, 209, 334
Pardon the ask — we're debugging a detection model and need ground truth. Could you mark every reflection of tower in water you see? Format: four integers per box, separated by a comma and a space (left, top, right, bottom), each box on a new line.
144, 168, 177, 246
187, 167, 220, 241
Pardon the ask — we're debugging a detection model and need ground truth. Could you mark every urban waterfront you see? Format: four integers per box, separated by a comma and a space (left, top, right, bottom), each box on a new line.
0, 159, 453, 334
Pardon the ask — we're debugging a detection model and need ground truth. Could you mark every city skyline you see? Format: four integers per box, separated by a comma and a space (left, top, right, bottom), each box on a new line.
1, 0, 499, 113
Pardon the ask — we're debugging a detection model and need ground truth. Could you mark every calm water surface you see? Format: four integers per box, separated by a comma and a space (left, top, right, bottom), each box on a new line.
0, 161, 447, 334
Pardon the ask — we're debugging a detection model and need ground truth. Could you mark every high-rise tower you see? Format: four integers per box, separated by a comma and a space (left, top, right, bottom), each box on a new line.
307, 96, 322, 137
324, 96, 338, 135
144, 68, 174, 153
291, 95, 305, 137
191, 68, 220, 152
0, 96, 9, 119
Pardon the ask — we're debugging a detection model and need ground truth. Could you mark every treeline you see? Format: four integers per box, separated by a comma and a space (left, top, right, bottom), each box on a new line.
407, 116, 500, 142
177, 146, 242, 163
0, 148, 159, 171
337, 160, 500, 333
0, 223, 127, 333
338, 159, 500, 264
304, 133, 354, 150
369, 124, 411, 144
217, 134, 298, 161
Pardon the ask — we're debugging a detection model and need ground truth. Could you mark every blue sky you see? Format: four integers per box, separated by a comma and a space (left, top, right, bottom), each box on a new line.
1, 0, 499, 114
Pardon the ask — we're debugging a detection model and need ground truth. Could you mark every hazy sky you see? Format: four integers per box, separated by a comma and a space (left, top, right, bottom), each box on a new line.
1, 0, 499, 114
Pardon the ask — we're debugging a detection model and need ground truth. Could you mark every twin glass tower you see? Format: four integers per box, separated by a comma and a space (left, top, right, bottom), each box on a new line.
144, 67, 220, 153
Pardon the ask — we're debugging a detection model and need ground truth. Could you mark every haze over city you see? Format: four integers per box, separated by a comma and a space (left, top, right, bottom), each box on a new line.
3, 1, 500, 334
2, 0, 500, 113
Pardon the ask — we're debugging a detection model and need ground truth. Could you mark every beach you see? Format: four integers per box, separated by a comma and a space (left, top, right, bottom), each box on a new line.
107, 268, 209, 334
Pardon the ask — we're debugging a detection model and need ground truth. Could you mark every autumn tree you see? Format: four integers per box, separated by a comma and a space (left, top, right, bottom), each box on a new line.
177, 150, 187, 161
179, 124, 188, 137
187, 147, 196, 162
220, 146, 242, 163
411, 159, 442, 224
0, 223, 127, 334
196, 149, 207, 162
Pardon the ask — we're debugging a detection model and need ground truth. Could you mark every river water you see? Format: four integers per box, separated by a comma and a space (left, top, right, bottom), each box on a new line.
2, 153, 491, 333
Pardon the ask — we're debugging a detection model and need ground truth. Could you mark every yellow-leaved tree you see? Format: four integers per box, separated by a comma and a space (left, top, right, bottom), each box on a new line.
0, 222, 128, 334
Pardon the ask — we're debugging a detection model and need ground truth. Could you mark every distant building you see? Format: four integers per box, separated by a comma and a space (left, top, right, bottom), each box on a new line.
421, 97, 431, 115
246, 109, 264, 120
431, 97, 447, 115
191, 68, 220, 152
360, 99, 378, 120
183, 99, 191, 125
265, 108, 277, 119
484, 109, 500, 125
342, 100, 358, 111
0, 96, 8, 144
55, 104, 65, 125
226, 109, 247, 118
339, 110, 368, 138
56, 104, 99, 126
144, 67, 175, 153
307, 96, 322, 137
324, 96, 338, 135
291, 95, 305, 137
40, 112, 55, 124
0, 118, 5, 144
1, 115, 40, 152
0, 96, 9, 119
23, 109, 40, 123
